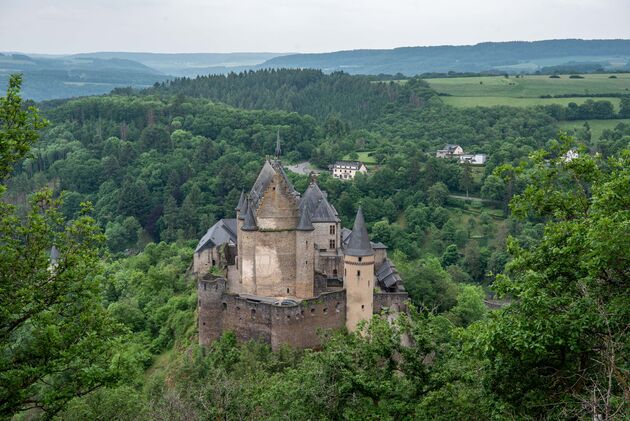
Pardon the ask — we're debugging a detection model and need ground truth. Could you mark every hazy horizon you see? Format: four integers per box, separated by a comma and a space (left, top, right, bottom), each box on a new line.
2, 0, 629, 55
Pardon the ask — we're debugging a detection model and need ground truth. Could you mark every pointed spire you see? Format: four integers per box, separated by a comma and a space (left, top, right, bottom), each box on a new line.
238, 194, 249, 220
345, 207, 374, 257
241, 199, 258, 231
235, 190, 245, 212
275, 128, 281, 159
297, 208, 314, 231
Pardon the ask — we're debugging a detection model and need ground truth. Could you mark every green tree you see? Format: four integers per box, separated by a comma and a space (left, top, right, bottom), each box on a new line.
428, 182, 449, 207
474, 144, 630, 419
441, 244, 460, 268
459, 162, 473, 197
0, 81, 128, 418
0, 74, 47, 180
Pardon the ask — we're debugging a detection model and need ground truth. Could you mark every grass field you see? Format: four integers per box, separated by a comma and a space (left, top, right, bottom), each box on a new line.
558, 118, 630, 140
441, 96, 622, 110
342, 151, 377, 164
426, 73, 630, 98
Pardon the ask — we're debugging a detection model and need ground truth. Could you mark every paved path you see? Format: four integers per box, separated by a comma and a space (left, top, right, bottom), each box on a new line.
286, 161, 320, 175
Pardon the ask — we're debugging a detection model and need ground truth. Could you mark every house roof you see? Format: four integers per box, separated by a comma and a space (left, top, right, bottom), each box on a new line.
195, 219, 238, 252
333, 161, 364, 170
344, 207, 374, 257
375, 259, 402, 289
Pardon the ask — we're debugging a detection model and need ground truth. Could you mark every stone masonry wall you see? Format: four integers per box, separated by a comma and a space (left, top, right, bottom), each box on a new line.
199, 280, 346, 350
373, 292, 409, 314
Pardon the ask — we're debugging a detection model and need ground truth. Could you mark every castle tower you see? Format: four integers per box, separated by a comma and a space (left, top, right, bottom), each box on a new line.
343, 208, 375, 331
295, 207, 315, 298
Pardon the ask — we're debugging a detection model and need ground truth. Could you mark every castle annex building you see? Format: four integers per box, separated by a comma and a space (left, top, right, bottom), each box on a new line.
194, 152, 407, 350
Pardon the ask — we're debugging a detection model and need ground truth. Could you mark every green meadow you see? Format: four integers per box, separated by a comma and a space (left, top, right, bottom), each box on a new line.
441, 95, 622, 110
425, 73, 630, 98
558, 118, 630, 140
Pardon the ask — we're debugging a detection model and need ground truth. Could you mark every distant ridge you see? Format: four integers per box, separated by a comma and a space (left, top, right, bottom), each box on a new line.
257, 39, 630, 75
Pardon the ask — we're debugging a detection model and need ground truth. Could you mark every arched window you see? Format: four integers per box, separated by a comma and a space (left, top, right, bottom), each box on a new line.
222, 302, 227, 311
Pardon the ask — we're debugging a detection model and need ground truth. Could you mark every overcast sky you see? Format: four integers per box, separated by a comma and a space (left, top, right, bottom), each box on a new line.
1, 0, 629, 54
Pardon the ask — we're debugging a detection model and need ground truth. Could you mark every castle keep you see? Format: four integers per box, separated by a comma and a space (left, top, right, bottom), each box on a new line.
194, 147, 407, 350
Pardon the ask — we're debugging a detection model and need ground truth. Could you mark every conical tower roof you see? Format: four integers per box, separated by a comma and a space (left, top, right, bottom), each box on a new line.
345, 207, 373, 257
235, 190, 245, 211
238, 193, 249, 220
311, 197, 340, 223
242, 199, 258, 231
296, 208, 314, 231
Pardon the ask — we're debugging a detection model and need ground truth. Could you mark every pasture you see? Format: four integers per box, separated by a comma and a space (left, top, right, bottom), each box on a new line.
425, 73, 630, 98
557, 118, 630, 140
440, 95, 622, 110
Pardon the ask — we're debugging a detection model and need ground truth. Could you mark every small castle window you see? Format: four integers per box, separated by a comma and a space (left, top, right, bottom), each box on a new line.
329, 225, 335, 235
222, 302, 227, 310
335, 302, 340, 312
361, 305, 365, 310
323, 308, 328, 314
287, 288, 290, 294
212, 259, 216, 265
311, 308, 315, 314
287, 314, 291, 319
357, 270, 361, 277
333, 269, 338, 277
329, 239, 336, 249
368, 280, 370, 287
203, 322, 206, 325
251, 309, 256, 319
358, 257, 362, 262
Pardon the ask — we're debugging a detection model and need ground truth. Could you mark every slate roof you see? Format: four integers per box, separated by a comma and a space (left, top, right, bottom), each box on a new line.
235, 190, 245, 212
375, 259, 402, 289
345, 208, 374, 257
195, 219, 238, 252
242, 203, 258, 231
298, 180, 340, 225
311, 197, 340, 223
297, 207, 314, 231
333, 161, 364, 170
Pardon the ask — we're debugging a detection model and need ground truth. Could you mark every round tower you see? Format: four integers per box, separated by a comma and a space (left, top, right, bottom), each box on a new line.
343, 208, 374, 331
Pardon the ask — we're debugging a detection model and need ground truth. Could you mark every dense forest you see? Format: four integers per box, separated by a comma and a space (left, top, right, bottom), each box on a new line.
1, 69, 628, 420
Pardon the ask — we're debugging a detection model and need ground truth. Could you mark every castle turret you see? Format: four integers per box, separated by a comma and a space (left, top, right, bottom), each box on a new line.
295, 207, 315, 298
343, 207, 375, 331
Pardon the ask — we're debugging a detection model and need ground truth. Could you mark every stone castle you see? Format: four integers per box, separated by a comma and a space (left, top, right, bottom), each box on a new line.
194, 141, 407, 350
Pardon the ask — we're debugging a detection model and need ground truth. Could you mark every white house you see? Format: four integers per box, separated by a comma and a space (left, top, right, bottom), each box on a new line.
436, 144, 464, 158
332, 161, 368, 180
458, 154, 488, 165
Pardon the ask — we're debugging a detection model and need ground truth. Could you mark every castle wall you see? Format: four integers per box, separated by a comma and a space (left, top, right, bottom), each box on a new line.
221, 294, 273, 344
315, 253, 343, 278
193, 247, 221, 277
374, 248, 387, 268
199, 287, 346, 350
270, 290, 346, 350
295, 230, 315, 298
239, 229, 257, 295
312, 222, 339, 251
198, 277, 227, 346
253, 230, 297, 297
373, 292, 409, 314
